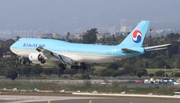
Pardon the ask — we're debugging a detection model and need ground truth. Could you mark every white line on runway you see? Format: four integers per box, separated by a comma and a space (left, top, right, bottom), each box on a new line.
72, 92, 180, 99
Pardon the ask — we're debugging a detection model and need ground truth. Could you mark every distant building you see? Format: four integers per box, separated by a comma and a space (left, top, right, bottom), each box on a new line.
96, 33, 103, 40
52, 33, 60, 38
120, 26, 127, 32
37, 33, 60, 39
3, 52, 11, 58
120, 19, 126, 32
120, 19, 132, 33
75, 32, 83, 40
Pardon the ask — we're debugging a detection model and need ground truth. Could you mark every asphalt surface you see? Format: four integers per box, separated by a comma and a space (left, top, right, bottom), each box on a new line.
36, 98, 180, 103
0, 95, 180, 103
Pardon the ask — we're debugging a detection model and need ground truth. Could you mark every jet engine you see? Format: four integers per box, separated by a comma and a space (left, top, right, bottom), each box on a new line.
29, 53, 46, 64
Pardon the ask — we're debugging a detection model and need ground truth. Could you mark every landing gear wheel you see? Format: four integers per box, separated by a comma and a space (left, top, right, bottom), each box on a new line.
71, 65, 78, 69
59, 63, 66, 70
80, 62, 87, 70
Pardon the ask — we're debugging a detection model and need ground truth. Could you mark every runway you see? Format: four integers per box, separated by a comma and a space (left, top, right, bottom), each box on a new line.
36, 98, 180, 103
0, 95, 180, 103
0, 95, 103, 103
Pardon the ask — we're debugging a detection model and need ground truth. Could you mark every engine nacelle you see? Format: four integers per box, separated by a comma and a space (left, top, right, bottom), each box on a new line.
29, 53, 46, 64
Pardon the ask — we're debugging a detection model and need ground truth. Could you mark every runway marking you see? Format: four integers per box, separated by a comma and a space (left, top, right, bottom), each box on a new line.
47, 100, 51, 103
89, 100, 92, 103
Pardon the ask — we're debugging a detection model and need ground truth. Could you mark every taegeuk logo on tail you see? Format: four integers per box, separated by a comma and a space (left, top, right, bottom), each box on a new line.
132, 30, 142, 43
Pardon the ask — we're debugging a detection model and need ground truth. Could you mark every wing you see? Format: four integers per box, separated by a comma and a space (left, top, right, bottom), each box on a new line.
144, 43, 171, 52
36, 46, 74, 65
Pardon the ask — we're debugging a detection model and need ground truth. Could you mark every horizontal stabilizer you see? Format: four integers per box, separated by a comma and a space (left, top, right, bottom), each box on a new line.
121, 48, 139, 53
144, 43, 171, 52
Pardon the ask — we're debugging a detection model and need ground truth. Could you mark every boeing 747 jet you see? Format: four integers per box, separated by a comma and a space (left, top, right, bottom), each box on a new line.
10, 20, 170, 69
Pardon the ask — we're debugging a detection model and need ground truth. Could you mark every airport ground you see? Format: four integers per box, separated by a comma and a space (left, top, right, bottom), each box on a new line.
0, 79, 179, 95
0, 79, 180, 103
0, 94, 180, 103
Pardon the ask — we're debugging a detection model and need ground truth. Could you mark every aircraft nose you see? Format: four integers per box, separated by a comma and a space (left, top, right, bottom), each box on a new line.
10, 42, 17, 54
10, 43, 15, 52
10, 39, 22, 55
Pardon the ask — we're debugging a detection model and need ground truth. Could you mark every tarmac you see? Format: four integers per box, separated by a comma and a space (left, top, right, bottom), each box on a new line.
0, 94, 179, 103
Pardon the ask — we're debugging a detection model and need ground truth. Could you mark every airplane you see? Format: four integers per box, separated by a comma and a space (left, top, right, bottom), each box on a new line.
10, 20, 170, 69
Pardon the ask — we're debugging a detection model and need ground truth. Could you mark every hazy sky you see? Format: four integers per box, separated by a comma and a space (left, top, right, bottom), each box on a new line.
0, 0, 180, 33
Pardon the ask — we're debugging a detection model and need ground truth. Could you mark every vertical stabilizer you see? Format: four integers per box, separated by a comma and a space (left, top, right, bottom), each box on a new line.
118, 20, 150, 47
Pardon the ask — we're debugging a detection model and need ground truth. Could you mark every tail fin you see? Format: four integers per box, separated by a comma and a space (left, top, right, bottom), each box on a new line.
118, 20, 150, 47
